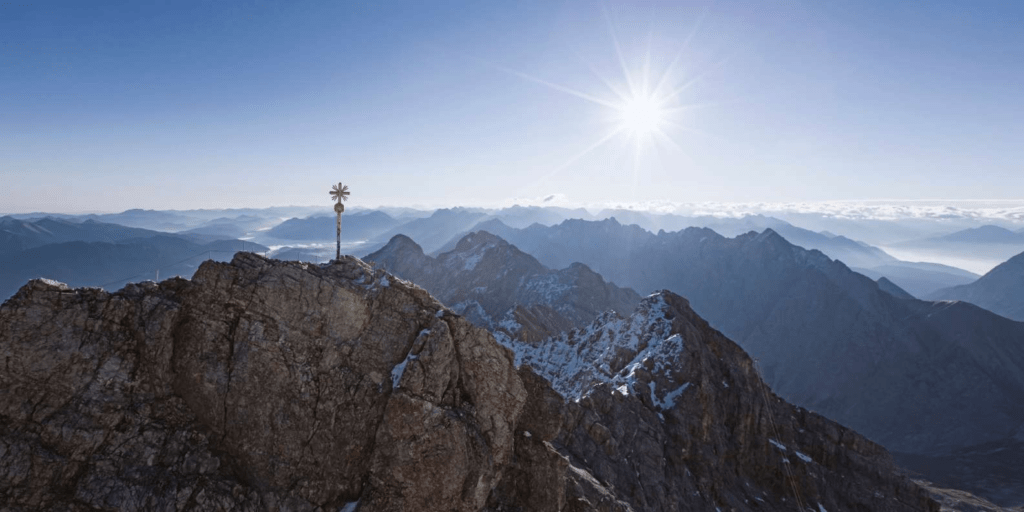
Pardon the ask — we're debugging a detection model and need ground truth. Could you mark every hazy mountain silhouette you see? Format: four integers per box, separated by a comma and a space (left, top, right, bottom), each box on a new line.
441, 214, 977, 296
0, 235, 267, 300
891, 225, 1024, 274
488, 205, 593, 228
853, 263, 978, 298
265, 210, 402, 241
930, 225, 1024, 244
180, 214, 273, 239
375, 208, 490, 254
929, 250, 1024, 322
0, 216, 164, 254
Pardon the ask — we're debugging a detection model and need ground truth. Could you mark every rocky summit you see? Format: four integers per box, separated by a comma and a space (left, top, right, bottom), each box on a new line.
0, 253, 937, 511
0, 253, 525, 511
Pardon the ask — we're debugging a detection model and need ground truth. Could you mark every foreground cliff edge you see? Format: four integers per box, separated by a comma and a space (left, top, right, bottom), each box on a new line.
0, 253, 937, 511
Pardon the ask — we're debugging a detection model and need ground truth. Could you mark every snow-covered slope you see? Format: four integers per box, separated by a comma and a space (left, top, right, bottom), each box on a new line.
494, 290, 938, 511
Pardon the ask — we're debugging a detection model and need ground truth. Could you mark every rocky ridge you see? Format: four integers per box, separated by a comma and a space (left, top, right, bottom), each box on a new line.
494, 291, 937, 511
366, 231, 641, 342
478, 220, 1024, 456
0, 253, 525, 510
0, 253, 937, 511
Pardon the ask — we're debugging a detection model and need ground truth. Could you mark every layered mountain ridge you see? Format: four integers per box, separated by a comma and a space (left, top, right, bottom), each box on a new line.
366, 231, 641, 342
469, 218, 1024, 460
0, 253, 936, 511
929, 249, 1024, 322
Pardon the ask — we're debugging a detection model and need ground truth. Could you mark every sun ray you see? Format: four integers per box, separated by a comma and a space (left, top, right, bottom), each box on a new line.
662, 53, 734, 103
661, 118, 728, 145
538, 127, 625, 185
578, 53, 632, 102
651, 127, 686, 154
653, 7, 708, 97
660, 99, 736, 116
603, 6, 637, 97
468, 55, 618, 108
473, 8, 728, 191
641, 32, 653, 95
488, 62, 620, 109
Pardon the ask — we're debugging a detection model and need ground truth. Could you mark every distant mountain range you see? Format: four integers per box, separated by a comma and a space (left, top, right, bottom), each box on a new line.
430, 221, 1024, 457
357, 222, 1024, 504
0, 235, 268, 300
0, 216, 267, 300
366, 231, 640, 341
0, 216, 164, 254
265, 210, 403, 242
889, 225, 1024, 275
181, 214, 277, 239
929, 249, 1024, 322
435, 215, 977, 297
6, 207, 1008, 297
930, 225, 1024, 244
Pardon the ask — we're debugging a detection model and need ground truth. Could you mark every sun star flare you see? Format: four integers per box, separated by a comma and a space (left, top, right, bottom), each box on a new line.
618, 95, 667, 137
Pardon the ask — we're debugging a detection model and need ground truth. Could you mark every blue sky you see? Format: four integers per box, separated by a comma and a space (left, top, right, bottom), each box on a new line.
2, 0, 1023, 212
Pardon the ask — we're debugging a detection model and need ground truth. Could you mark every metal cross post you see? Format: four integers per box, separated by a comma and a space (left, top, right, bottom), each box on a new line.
329, 182, 350, 261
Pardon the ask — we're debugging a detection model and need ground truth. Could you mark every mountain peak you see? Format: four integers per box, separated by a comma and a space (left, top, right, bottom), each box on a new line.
877, 277, 915, 299
451, 230, 508, 253
754, 227, 786, 244
380, 233, 425, 254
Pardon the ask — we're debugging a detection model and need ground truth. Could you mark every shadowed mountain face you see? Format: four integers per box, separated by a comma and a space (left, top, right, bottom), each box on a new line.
180, 215, 275, 239
365, 231, 642, 341
265, 211, 402, 242
440, 216, 978, 297
374, 208, 490, 254
876, 277, 916, 299
0, 216, 164, 254
852, 263, 978, 298
929, 250, 1024, 322
0, 236, 268, 300
471, 220, 1024, 458
0, 254, 937, 511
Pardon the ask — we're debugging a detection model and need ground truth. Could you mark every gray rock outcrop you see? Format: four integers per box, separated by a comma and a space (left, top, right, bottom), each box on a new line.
0, 253, 937, 511
0, 253, 525, 510
491, 291, 938, 511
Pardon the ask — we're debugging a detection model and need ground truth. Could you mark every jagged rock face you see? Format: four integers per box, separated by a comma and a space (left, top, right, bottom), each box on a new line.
0, 253, 937, 511
491, 292, 939, 512
484, 220, 1024, 458
0, 254, 526, 511
366, 231, 641, 341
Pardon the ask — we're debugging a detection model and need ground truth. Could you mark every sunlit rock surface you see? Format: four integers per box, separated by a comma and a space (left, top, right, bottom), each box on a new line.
0, 253, 935, 511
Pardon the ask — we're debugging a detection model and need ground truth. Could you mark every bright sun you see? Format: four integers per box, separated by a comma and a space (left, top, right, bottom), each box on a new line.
618, 95, 666, 137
